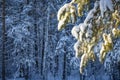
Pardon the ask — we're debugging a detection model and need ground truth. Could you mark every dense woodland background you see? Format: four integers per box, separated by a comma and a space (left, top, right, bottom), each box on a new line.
0, 0, 120, 80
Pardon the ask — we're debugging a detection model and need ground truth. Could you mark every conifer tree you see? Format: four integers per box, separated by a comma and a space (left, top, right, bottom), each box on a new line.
57, 0, 120, 74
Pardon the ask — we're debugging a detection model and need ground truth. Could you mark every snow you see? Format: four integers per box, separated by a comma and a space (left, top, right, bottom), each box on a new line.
79, 23, 87, 33
7, 78, 25, 80
74, 41, 82, 58
1, 0, 120, 80
58, 20, 65, 31
100, 0, 114, 17
71, 25, 80, 39
85, 28, 93, 38
67, 71, 81, 80
93, 1, 99, 10
57, 4, 70, 21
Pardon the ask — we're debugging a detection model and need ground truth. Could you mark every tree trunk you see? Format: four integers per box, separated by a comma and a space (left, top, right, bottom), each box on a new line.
39, 1, 46, 77
62, 43, 67, 80
55, 55, 59, 75
41, 26, 45, 76
26, 0, 29, 4
25, 65, 29, 80
2, 0, 6, 80
33, 0, 39, 69
42, 5, 50, 80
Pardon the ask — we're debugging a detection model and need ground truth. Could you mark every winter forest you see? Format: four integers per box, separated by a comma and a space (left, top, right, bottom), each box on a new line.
0, 0, 120, 80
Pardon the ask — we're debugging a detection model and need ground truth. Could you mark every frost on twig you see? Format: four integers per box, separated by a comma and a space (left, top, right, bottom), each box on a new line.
71, 25, 80, 39
84, 1, 99, 24
74, 41, 83, 58
100, 0, 114, 17
100, 33, 113, 63
57, 3, 77, 31
112, 28, 120, 38
80, 53, 88, 74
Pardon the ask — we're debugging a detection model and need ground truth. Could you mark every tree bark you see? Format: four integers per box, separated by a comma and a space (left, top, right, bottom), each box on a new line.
42, 5, 50, 80
55, 55, 59, 75
33, 0, 39, 69
62, 42, 67, 80
40, 25, 45, 76
2, 0, 6, 80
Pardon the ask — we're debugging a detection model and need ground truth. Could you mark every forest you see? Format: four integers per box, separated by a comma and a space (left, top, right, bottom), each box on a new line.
0, 0, 120, 80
